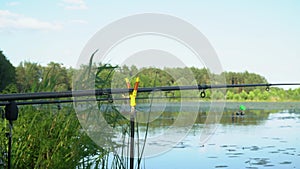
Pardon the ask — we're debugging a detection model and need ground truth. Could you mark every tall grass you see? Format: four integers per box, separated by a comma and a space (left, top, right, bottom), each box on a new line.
0, 62, 111, 168
12, 105, 100, 168
0, 51, 153, 168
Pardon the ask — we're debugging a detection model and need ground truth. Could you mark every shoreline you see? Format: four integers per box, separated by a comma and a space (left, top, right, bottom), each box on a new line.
133, 101, 300, 112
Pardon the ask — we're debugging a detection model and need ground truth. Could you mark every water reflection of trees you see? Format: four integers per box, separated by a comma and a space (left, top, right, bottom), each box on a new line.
136, 110, 280, 129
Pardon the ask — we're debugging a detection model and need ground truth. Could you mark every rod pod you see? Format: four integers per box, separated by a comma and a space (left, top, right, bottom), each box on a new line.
4, 101, 18, 169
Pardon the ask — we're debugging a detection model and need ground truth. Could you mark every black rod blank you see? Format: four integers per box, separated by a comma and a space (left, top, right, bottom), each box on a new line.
0, 83, 299, 102
0, 96, 211, 106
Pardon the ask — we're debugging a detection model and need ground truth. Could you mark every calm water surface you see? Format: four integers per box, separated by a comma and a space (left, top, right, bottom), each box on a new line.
142, 103, 300, 169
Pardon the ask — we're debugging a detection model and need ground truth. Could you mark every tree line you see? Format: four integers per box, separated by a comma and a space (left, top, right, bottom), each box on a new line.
0, 50, 299, 101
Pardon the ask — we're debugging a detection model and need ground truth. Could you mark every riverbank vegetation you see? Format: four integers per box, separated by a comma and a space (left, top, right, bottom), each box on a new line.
1, 50, 299, 101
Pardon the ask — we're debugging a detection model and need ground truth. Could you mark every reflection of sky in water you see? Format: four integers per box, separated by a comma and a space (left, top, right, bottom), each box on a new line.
146, 111, 300, 169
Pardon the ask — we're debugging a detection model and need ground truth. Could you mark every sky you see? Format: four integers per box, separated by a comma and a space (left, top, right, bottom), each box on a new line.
0, 0, 300, 88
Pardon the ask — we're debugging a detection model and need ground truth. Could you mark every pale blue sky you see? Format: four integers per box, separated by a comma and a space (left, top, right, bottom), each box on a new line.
0, 0, 299, 87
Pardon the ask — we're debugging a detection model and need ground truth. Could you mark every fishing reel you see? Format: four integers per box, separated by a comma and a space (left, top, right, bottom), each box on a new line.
1, 102, 19, 121
5, 101, 18, 121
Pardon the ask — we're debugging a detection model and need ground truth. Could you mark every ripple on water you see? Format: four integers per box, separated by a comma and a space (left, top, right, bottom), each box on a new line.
279, 125, 292, 128
263, 145, 275, 149
245, 167, 258, 169
233, 152, 244, 156
250, 146, 260, 151
264, 164, 275, 167
279, 161, 292, 165
282, 152, 296, 155
272, 137, 281, 140
227, 149, 236, 152
173, 142, 189, 148
269, 151, 279, 154
285, 147, 296, 150
246, 158, 270, 166
214, 165, 228, 168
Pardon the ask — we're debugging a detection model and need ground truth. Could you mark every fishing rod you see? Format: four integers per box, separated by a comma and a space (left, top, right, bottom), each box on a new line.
0, 83, 299, 102
0, 96, 215, 106
0, 83, 299, 169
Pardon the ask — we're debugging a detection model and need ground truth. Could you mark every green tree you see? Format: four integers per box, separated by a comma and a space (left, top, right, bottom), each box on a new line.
226, 90, 234, 100
248, 91, 255, 100
15, 62, 72, 92
222, 71, 267, 93
15, 62, 42, 92
39, 62, 71, 91
0, 50, 16, 92
191, 67, 210, 84
240, 90, 248, 100
233, 93, 241, 100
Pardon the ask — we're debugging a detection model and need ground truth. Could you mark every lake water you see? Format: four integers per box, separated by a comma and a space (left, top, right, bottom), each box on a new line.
136, 102, 300, 169
85, 102, 300, 168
